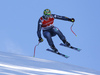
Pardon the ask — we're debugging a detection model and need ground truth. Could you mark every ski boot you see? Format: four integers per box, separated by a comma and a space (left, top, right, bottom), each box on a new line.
65, 41, 71, 47
51, 45, 58, 53
63, 40, 71, 47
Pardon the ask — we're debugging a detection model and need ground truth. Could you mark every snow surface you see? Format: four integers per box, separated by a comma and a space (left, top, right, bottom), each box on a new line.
0, 51, 100, 75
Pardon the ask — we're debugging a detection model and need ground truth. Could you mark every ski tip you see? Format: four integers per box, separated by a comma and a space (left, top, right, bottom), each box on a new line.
65, 55, 70, 58
77, 48, 81, 52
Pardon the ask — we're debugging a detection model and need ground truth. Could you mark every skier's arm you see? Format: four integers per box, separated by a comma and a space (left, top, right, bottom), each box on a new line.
37, 19, 43, 42
52, 14, 75, 22
37, 19, 42, 39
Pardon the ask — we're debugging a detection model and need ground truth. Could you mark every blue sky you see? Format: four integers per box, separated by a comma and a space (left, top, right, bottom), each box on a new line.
0, 0, 100, 71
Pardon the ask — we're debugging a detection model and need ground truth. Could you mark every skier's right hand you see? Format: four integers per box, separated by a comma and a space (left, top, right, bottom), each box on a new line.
38, 38, 43, 43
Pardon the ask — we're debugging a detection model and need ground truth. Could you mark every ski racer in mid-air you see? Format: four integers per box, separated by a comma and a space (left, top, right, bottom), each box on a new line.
37, 9, 75, 52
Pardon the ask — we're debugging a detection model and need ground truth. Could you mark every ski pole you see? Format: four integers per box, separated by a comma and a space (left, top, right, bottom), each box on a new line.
70, 22, 77, 37
33, 42, 40, 57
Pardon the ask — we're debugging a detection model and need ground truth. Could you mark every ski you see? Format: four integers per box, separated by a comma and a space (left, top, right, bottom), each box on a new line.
46, 49, 69, 58
60, 43, 81, 52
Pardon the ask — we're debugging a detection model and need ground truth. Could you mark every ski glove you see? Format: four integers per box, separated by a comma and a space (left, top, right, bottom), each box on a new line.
38, 38, 43, 42
69, 18, 75, 22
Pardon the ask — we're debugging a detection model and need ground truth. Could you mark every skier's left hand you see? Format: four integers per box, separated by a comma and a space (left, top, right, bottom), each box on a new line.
71, 18, 75, 22
69, 18, 75, 22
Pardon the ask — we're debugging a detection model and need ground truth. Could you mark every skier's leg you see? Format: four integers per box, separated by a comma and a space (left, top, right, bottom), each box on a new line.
43, 31, 58, 52
52, 27, 71, 47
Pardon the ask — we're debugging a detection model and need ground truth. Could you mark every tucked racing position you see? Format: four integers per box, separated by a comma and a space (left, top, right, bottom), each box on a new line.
37, 9, 75, 52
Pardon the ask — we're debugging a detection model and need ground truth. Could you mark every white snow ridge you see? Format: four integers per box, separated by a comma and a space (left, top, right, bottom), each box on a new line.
0, 51, 100, 75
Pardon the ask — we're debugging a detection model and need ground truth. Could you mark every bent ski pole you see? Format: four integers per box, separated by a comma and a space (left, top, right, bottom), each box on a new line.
33, 42, 40, 57
70, 23, 77, 36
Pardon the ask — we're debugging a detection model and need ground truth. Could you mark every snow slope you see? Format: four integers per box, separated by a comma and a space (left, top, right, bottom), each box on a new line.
0, 51, 100, 75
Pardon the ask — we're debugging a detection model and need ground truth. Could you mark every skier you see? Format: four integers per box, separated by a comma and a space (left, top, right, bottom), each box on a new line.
37, 9, 75, 52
